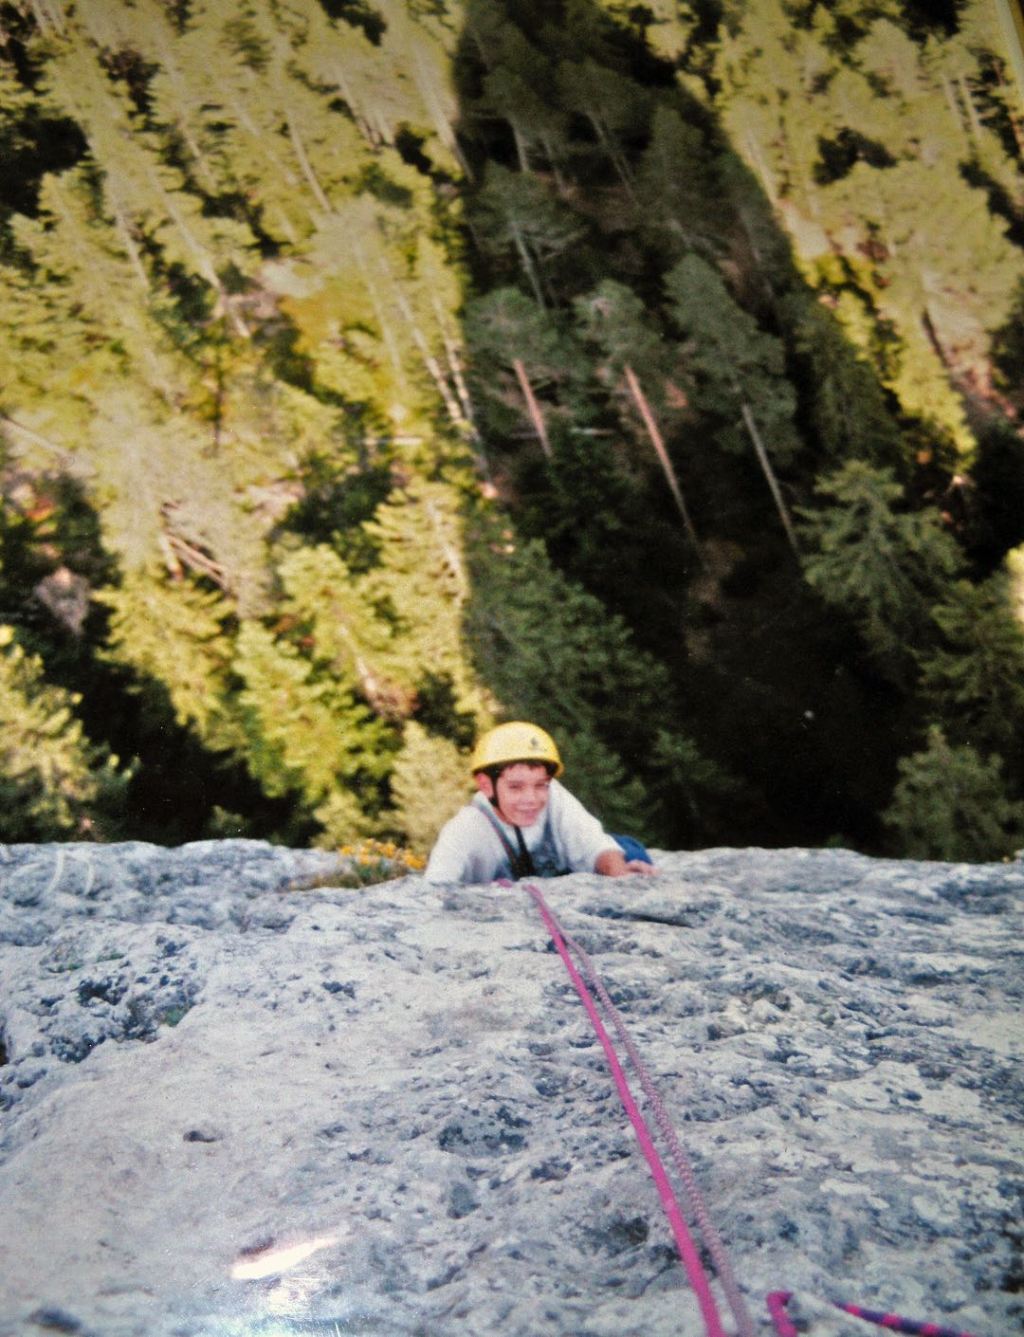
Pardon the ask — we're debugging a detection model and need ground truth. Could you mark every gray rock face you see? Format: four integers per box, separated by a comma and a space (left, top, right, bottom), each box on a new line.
0, 841, 1021, 1337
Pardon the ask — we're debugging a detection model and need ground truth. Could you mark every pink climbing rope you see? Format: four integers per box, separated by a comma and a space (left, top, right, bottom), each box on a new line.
554, 915, 757, 1337
514, 880, 986, 1337
835, 1298, 981, 1337
767, 1289, 799, 1336
518, 880, 728, 1337
768, 1287, 984, 1336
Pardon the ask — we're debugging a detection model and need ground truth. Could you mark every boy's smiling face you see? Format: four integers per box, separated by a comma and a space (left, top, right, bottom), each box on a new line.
476, 761, 552, 827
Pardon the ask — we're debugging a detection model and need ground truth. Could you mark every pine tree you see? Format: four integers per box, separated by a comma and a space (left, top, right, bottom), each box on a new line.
465, 534, 720, 841
0, 623, 126, 840
665, 253, 801, 547
917, 572, 1024, 756
882, 725, 1024, 862
232, 618, 394, 845
778, 292, 903, 468
389, 720, 469, 854
634, 105, 720, 261
463, 285, 579, 443
472, 162, 585, 307
572, 278, 701, 547
274, 541, 411, 721
555, 56, 650, 196
797, 460, 962, 671
356, 477, 489, 725
96, 567, 244, 754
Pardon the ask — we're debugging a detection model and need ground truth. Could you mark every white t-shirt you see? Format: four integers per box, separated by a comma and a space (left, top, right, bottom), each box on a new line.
424, 780, 620, 884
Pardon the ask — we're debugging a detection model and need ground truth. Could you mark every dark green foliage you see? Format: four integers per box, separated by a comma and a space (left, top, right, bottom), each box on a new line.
991, 277, 1024, 413
917, 574, 1024, 757
281, 456, 393, 572
0, 624, 128, 842
798, 461, 962, 676
813, 128, 897, 184
664, 254, 801, 462
882, 726, 1024, 862
471, 162, 588, 305
414, 670, 477, 749
315, 1, 387, 44
963, 417, 1024, 568
465, 534, 731, 843
778, 292, 903, 470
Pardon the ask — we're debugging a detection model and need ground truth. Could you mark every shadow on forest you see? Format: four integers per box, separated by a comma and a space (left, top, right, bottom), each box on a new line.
450, 0, 927, 853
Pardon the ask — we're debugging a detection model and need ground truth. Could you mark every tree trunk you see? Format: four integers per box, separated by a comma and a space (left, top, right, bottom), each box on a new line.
938, 71, 968, 141
285, 111, 333, 215
351, 239, 407, 388
435, 317, 479, 440
585, 112, 637, 203
541, 133, 570, 195
740, 401, 798, 555
510, 222, 547, 307
512, 359, 552, 459
28, 0, 64, 35
510, 119, 530, 173
379, 256, 470, 433
0, 413, 74, 466
623, 364, 704, 562
956, 74, 984, 140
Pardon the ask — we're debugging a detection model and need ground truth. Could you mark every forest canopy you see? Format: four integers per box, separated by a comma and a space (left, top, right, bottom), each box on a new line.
2, 0, 1023, 861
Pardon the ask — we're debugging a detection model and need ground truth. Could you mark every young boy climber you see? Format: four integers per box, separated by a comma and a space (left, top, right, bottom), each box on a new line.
424, 721, 657, 884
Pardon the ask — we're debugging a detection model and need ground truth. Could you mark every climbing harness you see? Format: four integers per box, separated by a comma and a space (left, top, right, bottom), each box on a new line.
478, 802, 537, 880
516, 880, 983, 1337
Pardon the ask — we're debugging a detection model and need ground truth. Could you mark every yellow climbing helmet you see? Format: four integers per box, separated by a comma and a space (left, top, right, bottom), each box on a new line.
470, 722, 564, 777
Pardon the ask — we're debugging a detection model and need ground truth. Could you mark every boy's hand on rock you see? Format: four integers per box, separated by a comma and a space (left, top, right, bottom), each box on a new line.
595, 850, 658, 877
625, 859, 657, 875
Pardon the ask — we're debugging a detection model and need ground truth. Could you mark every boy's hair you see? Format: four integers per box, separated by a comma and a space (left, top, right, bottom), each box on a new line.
479, 759, 557, 787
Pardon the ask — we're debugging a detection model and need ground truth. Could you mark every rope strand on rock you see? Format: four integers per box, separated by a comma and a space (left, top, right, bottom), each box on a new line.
556, 916, 757, 1337
767, 1291, 981, 1337
517, 880, 728, 1337
517, 879, 985, 1337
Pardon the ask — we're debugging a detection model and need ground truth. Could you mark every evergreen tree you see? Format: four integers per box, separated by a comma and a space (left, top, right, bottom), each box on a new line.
798, 460, 962, 671
472, 162, 585, 306
389, 720, 469, 854
882, 725, 1024, 862
665, 253, 802, 547
462, 286, 578, 442
555, 56, 650, 196
634, 105, 720, 261
572, 278, 700, 546
0, 622, 126, 840
465, 534, 722, 841
917, 572, 1024, 756
573, 278, 673, 406
232, 618, 394, 845
357, 478, 489, 726
665, 253, 801, 461
778, 292, 903, 469
97, 567, 244, 754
